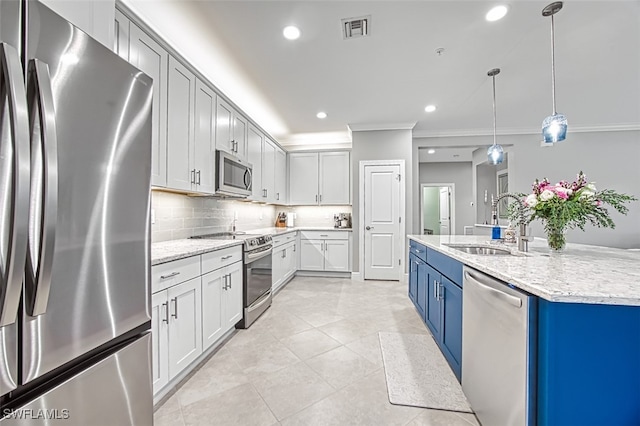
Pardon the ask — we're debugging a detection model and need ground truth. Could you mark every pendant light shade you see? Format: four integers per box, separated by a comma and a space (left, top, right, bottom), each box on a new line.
487, 68, 504, 165
541, 2, 567, 143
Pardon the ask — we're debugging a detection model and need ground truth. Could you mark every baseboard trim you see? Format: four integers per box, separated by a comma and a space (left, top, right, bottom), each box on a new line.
351, 272, 363, 281
295, 271, 351, 278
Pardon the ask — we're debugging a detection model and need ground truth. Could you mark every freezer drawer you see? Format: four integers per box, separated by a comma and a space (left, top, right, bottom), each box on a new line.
1, 333, 152, 425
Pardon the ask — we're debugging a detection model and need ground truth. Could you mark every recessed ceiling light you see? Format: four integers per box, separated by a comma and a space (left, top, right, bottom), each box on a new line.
316, 112, 327, 119
424, 105, 437, 113
486, 5, 509, 22
283, 26, 301, 40
427, 149, 436, 154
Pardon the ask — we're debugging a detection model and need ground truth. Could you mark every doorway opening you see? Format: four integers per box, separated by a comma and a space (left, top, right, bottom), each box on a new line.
420, 183, 454, 236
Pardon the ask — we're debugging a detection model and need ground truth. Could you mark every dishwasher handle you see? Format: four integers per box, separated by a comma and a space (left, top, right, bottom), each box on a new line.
464, 271, 522, 308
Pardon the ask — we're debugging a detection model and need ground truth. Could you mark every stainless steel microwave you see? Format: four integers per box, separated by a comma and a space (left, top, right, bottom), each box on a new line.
215, 150, 252, 197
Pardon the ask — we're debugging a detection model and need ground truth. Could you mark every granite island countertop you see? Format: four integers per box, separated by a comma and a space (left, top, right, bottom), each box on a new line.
407, 235, 640, 306
152, 226, 352, 265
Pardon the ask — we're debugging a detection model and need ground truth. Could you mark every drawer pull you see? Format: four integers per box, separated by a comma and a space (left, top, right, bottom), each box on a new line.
320, 234, 328, 237
221, 255, 233, 260
160, 271, 180, 279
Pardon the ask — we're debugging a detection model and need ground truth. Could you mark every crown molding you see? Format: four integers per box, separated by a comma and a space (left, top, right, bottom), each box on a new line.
348, 122, 417, 132
412, 123, 640, 139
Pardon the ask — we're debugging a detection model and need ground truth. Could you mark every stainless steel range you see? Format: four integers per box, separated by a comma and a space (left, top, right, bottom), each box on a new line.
192, 232, 273, 328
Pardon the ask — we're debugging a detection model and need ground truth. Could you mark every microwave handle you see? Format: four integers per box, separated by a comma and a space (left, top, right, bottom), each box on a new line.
244, 168, 252, 190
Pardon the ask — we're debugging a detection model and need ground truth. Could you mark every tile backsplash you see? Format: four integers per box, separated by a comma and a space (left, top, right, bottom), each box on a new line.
279, 205, 353, 228
152, 191, 276, 242
152, 190, 353, 242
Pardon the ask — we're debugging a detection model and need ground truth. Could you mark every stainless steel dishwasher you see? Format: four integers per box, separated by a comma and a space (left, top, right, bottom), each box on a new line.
462, 266, 537, 426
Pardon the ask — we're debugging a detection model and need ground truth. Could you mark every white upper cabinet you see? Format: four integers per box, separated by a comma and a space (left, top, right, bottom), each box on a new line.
289, 153, 320, 205
289, 151, 350, 205
263, 138, 276, 202
113, 9, 129, 60
215, 97, 248, 160
319, 152, 350, 205
129, 24, 168, 187
275, 147, 287, 204
193, 79, 216, 194
247, 125, 263, 201
166, 57, 196, 192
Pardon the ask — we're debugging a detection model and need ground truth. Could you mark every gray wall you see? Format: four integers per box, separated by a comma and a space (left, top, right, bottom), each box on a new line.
352, 129, 413, 272
418, 162, 474, 235
416, 130, 640, 248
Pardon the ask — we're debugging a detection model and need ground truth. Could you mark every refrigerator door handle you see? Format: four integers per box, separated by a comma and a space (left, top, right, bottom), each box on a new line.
25, 59, 58, 317
0, 43, 31, 327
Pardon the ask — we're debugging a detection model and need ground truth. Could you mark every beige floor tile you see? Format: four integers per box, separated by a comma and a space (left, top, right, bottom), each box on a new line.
253, 362, 334, 421
256, 312, 315, 340
280, 369, 421, 426
182, 383, 277, 426
305, 346, 379, 389
318, 319, 372, 345
223, 327, 279, 352
345, 333, 384, 367
233, 340, 301, 377
279, 329, 342, 360
154, 408, 185, 426
406, 409, 480, 426
154, 394, 181, 416
176, 354, 250, 407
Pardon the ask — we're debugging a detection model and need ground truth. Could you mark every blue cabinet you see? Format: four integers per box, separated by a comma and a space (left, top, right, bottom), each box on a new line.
408, 239, 463, 382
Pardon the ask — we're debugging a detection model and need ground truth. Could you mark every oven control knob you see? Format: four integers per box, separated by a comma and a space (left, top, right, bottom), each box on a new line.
249, 239, 257, 246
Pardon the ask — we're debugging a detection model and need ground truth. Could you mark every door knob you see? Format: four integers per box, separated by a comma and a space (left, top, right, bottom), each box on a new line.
366, 226, 374, 230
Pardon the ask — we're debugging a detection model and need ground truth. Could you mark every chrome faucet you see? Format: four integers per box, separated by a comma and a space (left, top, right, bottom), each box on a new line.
492, 193, 533, 252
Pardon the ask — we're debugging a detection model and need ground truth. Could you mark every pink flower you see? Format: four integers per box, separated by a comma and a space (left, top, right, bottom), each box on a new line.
595, 200, 602, 206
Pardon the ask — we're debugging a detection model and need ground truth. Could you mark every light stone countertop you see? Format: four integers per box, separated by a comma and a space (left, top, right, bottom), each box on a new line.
151, 239, 243, 266
408, 235, 640, 306
151, 227, 352, 265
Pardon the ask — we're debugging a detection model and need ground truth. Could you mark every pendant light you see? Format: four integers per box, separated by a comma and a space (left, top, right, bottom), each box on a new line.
487, 68, 504, 165
541, 1, 567, 143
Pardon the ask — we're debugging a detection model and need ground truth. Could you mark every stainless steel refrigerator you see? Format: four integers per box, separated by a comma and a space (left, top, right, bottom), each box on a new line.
0, 1, 153, 423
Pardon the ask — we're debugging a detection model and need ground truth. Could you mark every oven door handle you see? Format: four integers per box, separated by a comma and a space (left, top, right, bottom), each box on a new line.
247, 290, 271, 313
245, 248, 272, 262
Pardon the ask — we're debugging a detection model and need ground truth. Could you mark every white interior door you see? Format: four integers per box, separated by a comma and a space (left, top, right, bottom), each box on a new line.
364, 164, 401, 280
439, 187, 451, 236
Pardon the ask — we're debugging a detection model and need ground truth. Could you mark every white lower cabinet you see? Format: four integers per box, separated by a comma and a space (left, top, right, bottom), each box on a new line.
299, 231, 351, 272
151, 247, 243, 398
152, 277, 202, 391
167, 278, 202, 377
151, 291, 169, 392
273, 241, 296, 292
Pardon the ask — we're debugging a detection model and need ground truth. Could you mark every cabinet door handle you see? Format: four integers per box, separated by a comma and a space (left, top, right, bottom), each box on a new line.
315, 194, 318, 202
439, 283, 444, 301
319, 194, 322, 203
227, 273, 232, 289
160, 271, 180, 279
196, 170, 201, 185
162, 301, 169, 324
282, 250, 286, 259
434, 280, 438, 299
293, 244, 296, 252
276, 192, 279, 201
171, 297, 178, 319
190, 169, 195, 184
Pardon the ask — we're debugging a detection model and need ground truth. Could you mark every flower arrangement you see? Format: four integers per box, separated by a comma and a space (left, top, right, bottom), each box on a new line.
521, 171, 636, 251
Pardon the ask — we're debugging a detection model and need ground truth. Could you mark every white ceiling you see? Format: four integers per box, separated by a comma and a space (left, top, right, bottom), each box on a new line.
129, 1, 640, 146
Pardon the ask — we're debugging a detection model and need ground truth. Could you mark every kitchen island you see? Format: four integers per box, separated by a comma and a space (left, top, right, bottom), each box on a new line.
407, 235, 640, 426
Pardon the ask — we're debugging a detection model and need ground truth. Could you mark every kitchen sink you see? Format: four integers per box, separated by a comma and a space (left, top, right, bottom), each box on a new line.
445, 244, 516, 256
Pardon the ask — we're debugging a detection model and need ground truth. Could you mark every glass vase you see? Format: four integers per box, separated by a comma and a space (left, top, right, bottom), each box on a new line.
546, 226, 566, 252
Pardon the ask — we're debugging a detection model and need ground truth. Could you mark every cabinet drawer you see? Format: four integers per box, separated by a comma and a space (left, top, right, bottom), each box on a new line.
409, 240, 427, 263
427, 247, 463, 287
273, 231, 297, 248
201, 245, 243, 274
152, 256, 201, 293
300, 230, 348, 240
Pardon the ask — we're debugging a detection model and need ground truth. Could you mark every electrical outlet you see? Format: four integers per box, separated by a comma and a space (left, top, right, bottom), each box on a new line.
151, 209, 155, 224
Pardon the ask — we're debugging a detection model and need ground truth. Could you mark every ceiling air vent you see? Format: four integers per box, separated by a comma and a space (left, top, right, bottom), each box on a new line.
342, 16, 370, 39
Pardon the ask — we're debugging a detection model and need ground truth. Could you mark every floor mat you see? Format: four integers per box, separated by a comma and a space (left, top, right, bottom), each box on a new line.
378, 332, 472, 413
